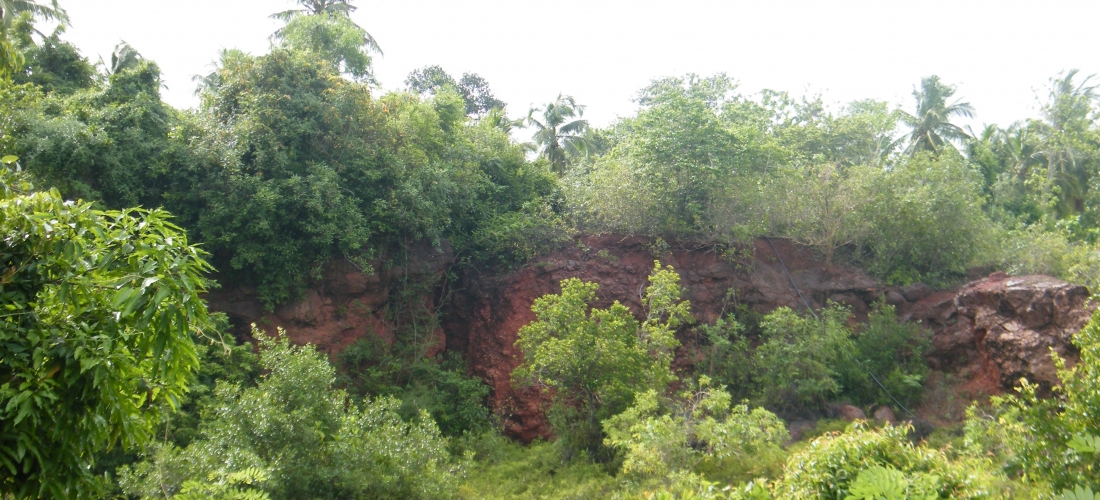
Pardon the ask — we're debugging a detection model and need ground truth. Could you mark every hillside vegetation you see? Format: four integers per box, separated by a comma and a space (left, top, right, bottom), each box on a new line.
1, 1, 1100, 498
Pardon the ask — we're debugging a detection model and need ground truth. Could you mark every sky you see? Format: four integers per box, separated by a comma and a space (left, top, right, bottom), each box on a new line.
57, 0, 1100, 131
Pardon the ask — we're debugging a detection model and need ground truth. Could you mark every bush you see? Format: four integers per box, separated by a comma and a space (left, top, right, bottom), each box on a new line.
455, 436, 617, 499
118, 327, 462, 500
602, 379, 787, 484
767, 163, 873, 266
513, 262, 690, 460
1000, 222, 1100, 288
695, 309, 756, 402
850, 300, 931, 408
773, 423, 994, 499
468, 201, 575, 267
753, 305, 859, 413
856, 152, 995, 285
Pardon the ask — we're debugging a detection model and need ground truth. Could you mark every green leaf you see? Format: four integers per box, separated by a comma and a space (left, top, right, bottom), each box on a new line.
1057, 486, 1100, 500
1068, 433, 1100, 455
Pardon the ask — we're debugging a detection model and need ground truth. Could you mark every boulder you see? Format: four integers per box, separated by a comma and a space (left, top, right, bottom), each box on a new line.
873, 406, 897, 424
922, 273, 1094, 393
831, 404, 867, 421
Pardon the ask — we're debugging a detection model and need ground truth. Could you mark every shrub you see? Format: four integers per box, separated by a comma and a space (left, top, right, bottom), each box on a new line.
118, 327, 462, 500
602, 379, 787, 484
513, 262, 690, 459
850, 300, 931, 408
753, 305, 859, 413
1000, 222, 1100, 289
856, 152, 994, 285
767, 163, 872, 266
773, 423, 993, 499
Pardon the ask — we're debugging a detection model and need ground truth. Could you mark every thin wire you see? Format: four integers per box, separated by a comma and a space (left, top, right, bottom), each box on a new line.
763, 236, 816, 319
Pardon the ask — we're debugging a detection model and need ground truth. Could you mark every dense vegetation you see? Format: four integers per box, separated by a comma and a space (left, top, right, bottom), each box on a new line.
2, 0, 1100, 498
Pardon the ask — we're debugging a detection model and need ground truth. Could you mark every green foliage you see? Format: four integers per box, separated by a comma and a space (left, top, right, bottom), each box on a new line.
695, 306, 755, 401
773, 423, 991, 499
767, 163, 871, 265
10, 13, 94, 95
513, 262, 689, 459
761, 152, 993, 284
844, 465, 939, 500
338, 335, 490, 437
170, 314, 262, 448
565, 74, 775, 238
171, 47, 549, 306
277, 12, 376, 82
602, 379, 787, 483
467, 201, 575, 266
11, 36, 551, 308
119, 326, 462, 500
0, 34, 21, 81
999, 221, 1100, 289
856, 152, 994, 285
1057, 486, 1100, 500
527, 94, 592, 175
175, 468, 271, 500
0, 167, 213, 497
753, 305, 859, 412
0, 80, 37, 155
899, 75, 974, 156
696, 301, 929, 415
17, 58, 178, 208
455, 434, 617, 499
406, 65, 505, 117
850, 301, 931, 407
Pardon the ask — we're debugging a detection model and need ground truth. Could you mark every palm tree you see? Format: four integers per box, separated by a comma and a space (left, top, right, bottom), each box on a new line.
1041, 69, 1097, 134
900, 75, 974, 155
270, 0, 381, 55
527, 94, 592, 175
482, 106, 523, 133
0, 0, 68, 30
1035, 70, 1099, 216
104, 41, 140, 75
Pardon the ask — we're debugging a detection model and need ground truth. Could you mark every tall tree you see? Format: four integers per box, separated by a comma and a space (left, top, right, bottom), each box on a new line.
527, 94, 591, 174
103, 40, 141, 75
405, 65, 505, 116
0, 0, 70, 78
456, 72, 504, 116
10, 14, 94, 94
270, 0, 381, 55
900, 75, 974, 155
0, 0, 68, 30
0, 166, 214, 498
277, 13, 376, 81
1035, 70, 1100, 216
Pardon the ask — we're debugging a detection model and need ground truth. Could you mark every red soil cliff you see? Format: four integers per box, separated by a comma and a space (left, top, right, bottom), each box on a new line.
205, 236, 1095, 442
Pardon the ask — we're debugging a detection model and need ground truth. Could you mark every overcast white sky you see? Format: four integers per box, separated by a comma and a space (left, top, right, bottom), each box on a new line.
57, 0, 1100, 131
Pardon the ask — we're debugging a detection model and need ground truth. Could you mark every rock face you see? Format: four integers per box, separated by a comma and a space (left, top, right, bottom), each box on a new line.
205, 242, 453, 356
202, 235, 1095, 442
912, 272, 1093, 394
445, 236, 899, 442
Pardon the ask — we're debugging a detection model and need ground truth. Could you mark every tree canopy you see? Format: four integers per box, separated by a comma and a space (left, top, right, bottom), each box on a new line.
0, 167, 213, 498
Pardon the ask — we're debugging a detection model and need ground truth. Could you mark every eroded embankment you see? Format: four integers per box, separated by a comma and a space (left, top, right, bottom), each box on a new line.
205, 236, 1094, 442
